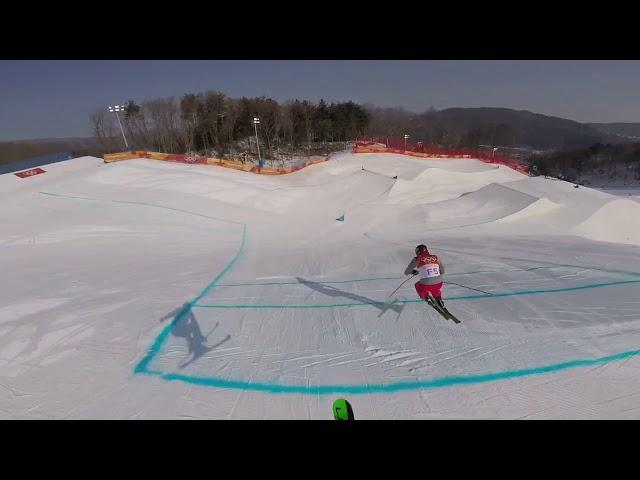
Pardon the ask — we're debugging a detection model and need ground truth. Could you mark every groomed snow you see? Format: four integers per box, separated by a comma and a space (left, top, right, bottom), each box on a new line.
1, 152, 639, 419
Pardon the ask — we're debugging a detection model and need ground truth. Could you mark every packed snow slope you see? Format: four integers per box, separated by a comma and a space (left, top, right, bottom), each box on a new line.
2, 152, 640, 419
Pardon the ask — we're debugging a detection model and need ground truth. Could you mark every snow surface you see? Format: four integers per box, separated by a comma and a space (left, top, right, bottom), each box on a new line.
1, 152, 640, 419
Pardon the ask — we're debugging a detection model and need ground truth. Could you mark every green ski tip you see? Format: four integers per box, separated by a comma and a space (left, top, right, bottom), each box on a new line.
332, 398, 355, 420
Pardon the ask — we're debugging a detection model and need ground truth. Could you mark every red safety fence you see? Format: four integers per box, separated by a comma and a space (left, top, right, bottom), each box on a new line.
353, 137, 530, 175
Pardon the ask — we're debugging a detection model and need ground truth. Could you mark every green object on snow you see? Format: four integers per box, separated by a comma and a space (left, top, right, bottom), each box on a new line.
332, 398, 354, 420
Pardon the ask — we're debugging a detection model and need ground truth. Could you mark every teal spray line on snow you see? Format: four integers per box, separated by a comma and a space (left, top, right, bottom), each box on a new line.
194, 278, 640, 309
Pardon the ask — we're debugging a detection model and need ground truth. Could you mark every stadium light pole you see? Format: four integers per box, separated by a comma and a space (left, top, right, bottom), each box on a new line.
404, 134, 409, 151
108, 105, 129, 150
253, 117, 261, 163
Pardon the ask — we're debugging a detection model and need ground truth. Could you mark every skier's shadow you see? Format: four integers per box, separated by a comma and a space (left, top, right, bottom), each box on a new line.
295, 277, 404, 317
160, 302, 230, 369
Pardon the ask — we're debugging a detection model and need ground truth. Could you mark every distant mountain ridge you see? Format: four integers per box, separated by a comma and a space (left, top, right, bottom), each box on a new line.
585, 122, 640, 139
435, 107, 623, 150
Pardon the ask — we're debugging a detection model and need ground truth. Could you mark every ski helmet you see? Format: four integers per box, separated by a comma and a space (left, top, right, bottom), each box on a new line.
415, 244, 428, 255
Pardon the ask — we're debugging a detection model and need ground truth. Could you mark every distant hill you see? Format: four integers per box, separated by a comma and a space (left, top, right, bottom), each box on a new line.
435, 108, 622, 150
365, 106, 629, 152
585, 123, 640, 139
0, 137, 100, 166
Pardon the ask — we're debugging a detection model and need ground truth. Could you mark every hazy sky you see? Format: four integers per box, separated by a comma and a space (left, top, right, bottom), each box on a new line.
2, 60, 640, 141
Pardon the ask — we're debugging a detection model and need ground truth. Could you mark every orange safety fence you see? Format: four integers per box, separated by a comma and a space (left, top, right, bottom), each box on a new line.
103, 151, 330, 175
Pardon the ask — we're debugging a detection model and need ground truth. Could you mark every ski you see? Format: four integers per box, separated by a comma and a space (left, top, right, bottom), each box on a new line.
440, 306, 461, 324
426, 296, 461, 324
333, 398, 355, 420
426, 300, 454, 323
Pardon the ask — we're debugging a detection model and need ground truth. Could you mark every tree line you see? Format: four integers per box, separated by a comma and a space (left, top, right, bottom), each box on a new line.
527, 143, 640, 183
90, 93, 370, 160
90, 91, 544, 161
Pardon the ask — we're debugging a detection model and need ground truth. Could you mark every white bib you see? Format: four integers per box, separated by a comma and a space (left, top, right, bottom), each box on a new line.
418, 263, 440, 279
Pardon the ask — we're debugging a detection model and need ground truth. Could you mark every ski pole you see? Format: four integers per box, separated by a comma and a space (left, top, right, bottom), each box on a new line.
387, 274, 416, 299
445, 280, 494, 295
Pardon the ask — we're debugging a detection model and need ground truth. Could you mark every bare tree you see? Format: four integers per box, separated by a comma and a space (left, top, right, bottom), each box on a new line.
180, 94, 200, 153
90, 109, 118, 153
135, 104, 153, 150
220, 98, 242, 151
254, 97, 279, 160
124, 100, 153, 149
147, 98, 181, 153
200, 91, 226, 152
279, 101, 295, 147
301, 100, 316, 150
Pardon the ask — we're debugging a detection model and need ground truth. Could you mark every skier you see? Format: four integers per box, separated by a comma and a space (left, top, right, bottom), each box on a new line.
404, 244, 446, 309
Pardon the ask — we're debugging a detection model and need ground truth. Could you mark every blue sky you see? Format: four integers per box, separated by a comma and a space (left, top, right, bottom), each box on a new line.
2, 60, 639, 141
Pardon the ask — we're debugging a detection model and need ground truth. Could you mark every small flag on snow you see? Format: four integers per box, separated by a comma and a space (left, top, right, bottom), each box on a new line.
336, 214, 345, 222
